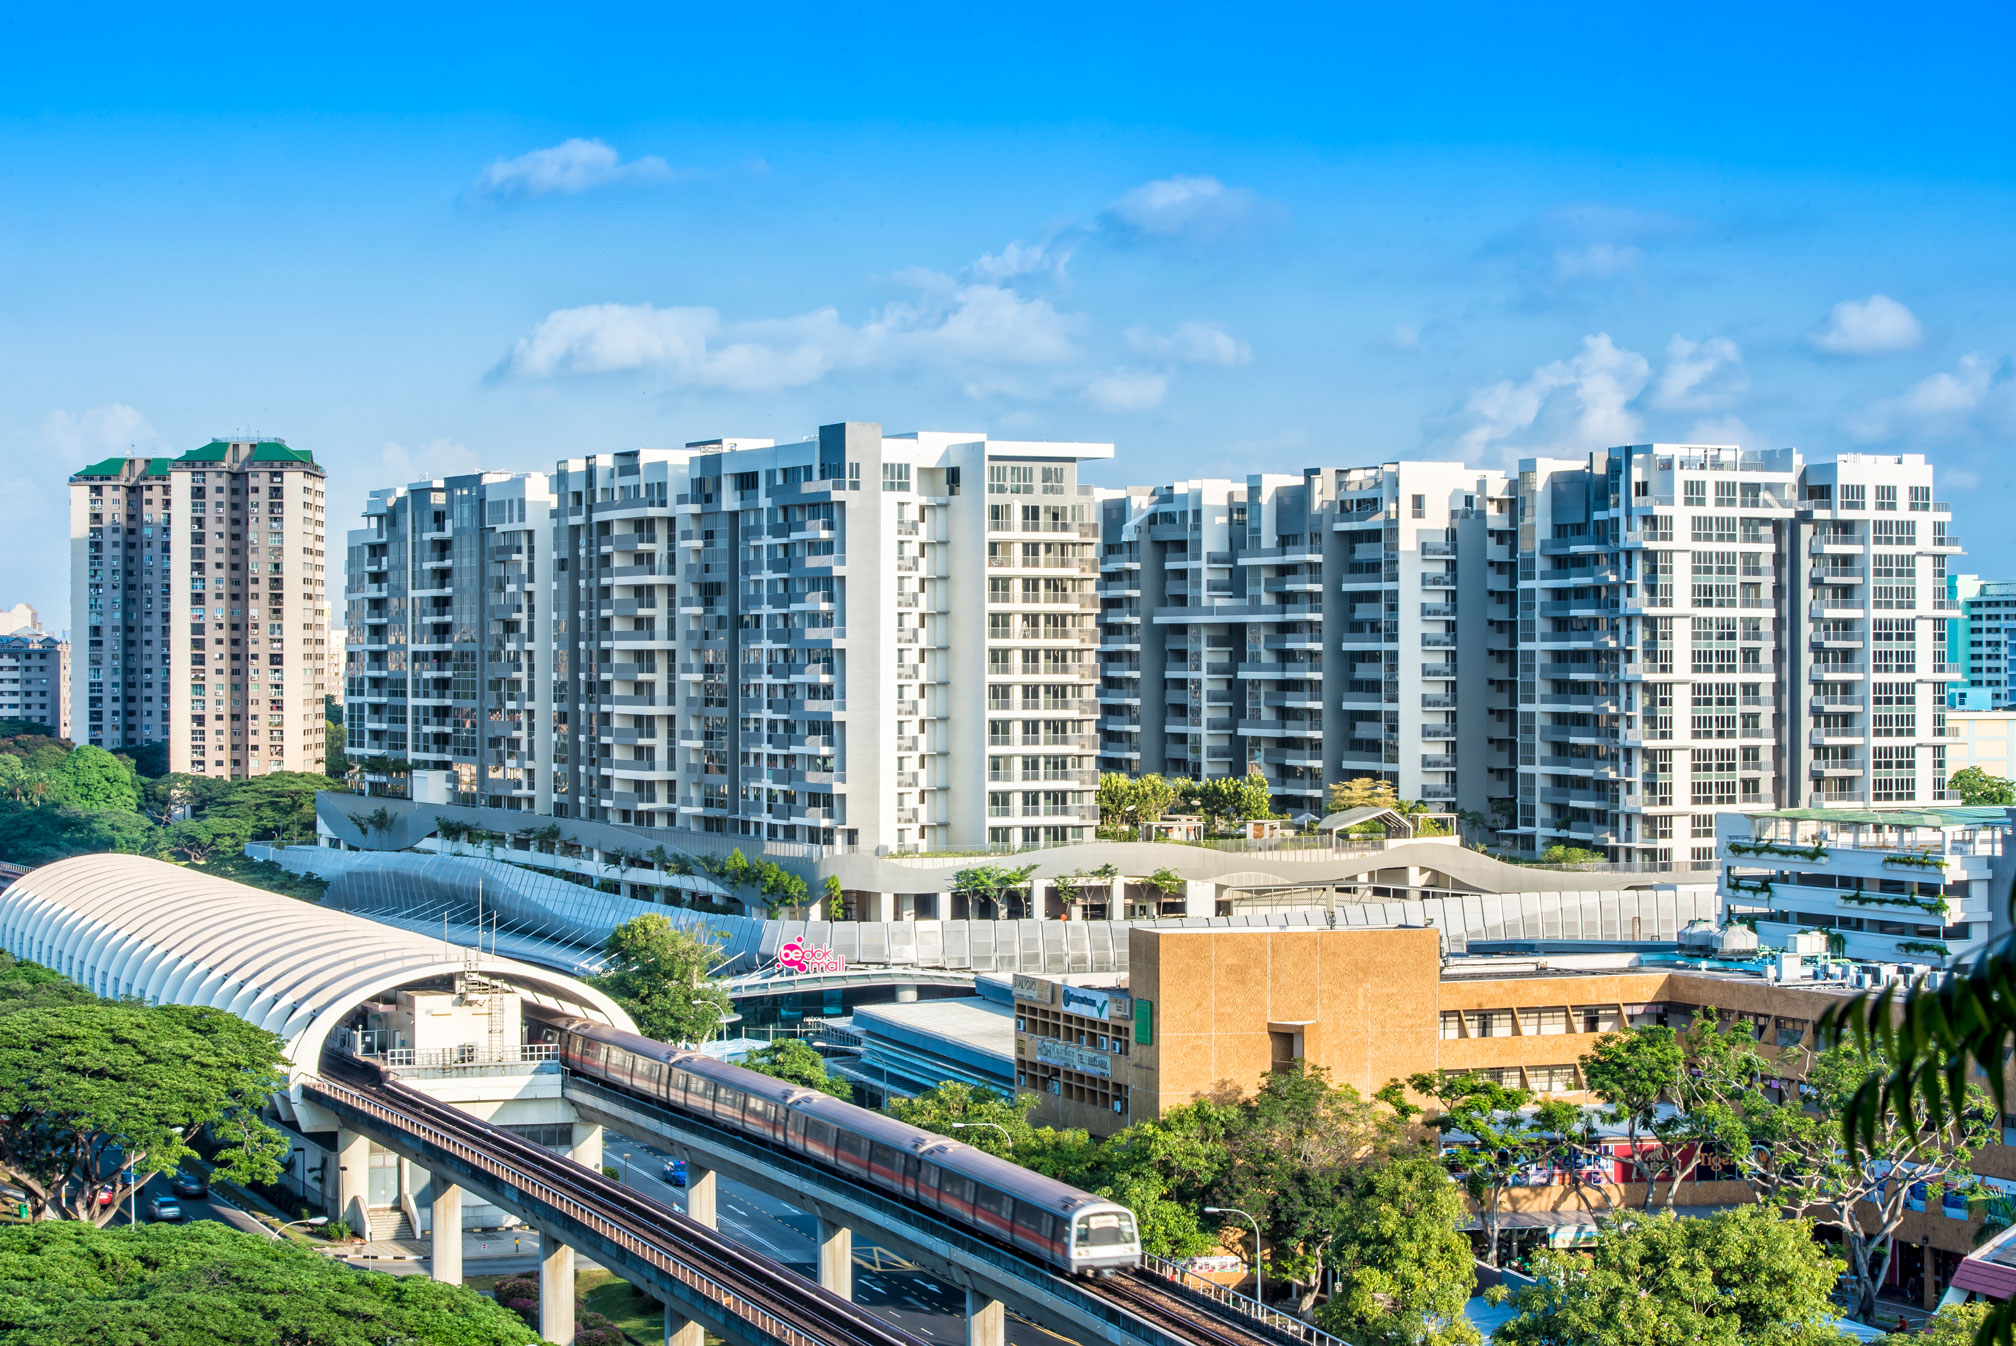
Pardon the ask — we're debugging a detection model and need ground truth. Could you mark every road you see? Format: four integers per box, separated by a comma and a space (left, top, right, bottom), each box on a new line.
601, 1130, 1077, 1346
105, 1170, 271, 1239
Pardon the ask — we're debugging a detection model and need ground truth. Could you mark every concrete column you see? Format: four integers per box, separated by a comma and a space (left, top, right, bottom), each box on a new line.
663, 1304, 703, 1346
541, 1238, 576, 1345
334, 1129, 370, 1234
428, 1180, 462, 1284
569, 1120, 603, 1174
1184, 879, 1216, 917
685, 1163, 716, 1229
817, 1216, 853, 1299
895, 985, 918, 1003
871, 890, 896, 923
966, 1288, 1005, 1346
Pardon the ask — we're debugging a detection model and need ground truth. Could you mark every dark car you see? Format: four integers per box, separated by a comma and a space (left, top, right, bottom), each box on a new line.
171, 1173, 208, 1199
661, 1159, 687, 1188
147, 1196, 183, 1221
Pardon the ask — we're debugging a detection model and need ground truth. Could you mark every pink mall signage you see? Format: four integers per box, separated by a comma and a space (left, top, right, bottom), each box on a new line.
778, 938, 847, 975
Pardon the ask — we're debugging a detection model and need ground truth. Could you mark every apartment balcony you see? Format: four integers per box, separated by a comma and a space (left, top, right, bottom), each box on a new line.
1420, 573, 1458, 588
1420, 663, 1458, 679
1810, 663, 1867, 681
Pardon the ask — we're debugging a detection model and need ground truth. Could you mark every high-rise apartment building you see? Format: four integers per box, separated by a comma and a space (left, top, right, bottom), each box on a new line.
70, 455, 174, 750
344, 471, 556, 806
347, 425, 1110, 852
0, 605, 70, 737
1944, 574, 2016, 709
1097, 445, 1960, 862
1095, 463, 1514, 817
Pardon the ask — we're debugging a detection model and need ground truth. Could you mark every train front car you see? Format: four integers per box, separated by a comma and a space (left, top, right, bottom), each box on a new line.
1064, 1201, 1141, 1273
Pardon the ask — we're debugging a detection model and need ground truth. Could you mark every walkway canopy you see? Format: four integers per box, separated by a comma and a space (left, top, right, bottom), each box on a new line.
0, 854, 634, 1080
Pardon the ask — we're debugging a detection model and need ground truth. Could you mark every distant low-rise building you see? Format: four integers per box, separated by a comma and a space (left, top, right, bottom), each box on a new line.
0, 605, 68, 737
1947, 709, 2016, 783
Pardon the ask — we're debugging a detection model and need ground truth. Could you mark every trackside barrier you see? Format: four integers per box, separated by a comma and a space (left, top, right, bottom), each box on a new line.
304, 1074, 839, 1346
1141, 1253, 1356, 1346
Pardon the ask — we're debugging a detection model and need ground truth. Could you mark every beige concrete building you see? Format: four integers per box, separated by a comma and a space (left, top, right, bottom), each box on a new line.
1947, 710, 2016, 782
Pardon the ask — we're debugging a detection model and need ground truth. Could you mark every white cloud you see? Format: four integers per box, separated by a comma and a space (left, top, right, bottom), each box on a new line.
379, 437, 482, 485
474, 138, 673, 199
1683, 414, 1758, 446
1551, 243, 1642, 283
1846, 352, 2009, 442
968, 240, 1071, 285
1101, 175, 1274, 245
502, 279, 1081, 394
1084, 369, 1168, 413
1653, 334, 1748, 411
38, 404, 165, 465
1809, 294, 1924, 355
1125, 321, 1250, 366
1456, 334, 1651, 464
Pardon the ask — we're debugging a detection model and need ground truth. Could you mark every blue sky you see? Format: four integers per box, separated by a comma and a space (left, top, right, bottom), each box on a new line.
5, 4, 2016, 626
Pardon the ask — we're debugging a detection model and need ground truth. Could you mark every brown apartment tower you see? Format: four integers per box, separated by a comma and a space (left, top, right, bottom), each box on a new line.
70, 439, 330, 776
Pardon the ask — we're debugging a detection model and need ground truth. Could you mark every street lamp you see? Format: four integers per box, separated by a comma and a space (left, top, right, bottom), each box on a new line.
265, 1215, 330, 1242
950, 1122, 1013, 1150
1205, 1206, 1263, 1307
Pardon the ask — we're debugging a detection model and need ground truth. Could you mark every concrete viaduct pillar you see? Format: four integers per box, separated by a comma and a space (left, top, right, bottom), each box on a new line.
817, 1215, 852, 1299
570, 1120, 603, 1173
427, 1176, 462, 1284
334, 1129, 371, 1236
662, 1305, 703, 1346
966, 1288, 1005, 1346
541, 1238, 576, 1345
685, 1162, 717, 1229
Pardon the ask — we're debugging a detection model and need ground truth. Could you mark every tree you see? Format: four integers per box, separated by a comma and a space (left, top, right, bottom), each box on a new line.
1400, 1071, 1565, 1268
1192, 771, 1277, 829
740, 1039, 852, 1100
1949, 766, 2016, 806
0, 755, 53, 805
0, 1220, 541, 1345
1896, 1303, 1994, 1345
823, 874, 846, 920
1214, 1062, 1418, 1313
886, 1081, 1037, 1155
0, 954, 96, 1016
1490, 1205, 1848, 1346
951, 863, 1040, 919
593, 914, 734, 1046
1580, 1023, 1688, 1205
1096, 771, 1177, 831
0, 800, 158, 867
1326, 776, 1398, 814
1146, 866, 1186, 905
50, 744, 140, 811
324, 718, 350, 780
0, 1003, 289, 1223
1317, 1155, 1480, 1346
1734, 1039, 1993, 1325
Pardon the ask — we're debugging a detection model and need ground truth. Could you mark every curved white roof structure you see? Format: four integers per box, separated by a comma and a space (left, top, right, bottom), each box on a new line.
0, 854, 634, 1079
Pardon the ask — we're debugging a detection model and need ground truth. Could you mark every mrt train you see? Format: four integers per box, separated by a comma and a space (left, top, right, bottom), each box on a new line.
530, 1010, 1142, 1275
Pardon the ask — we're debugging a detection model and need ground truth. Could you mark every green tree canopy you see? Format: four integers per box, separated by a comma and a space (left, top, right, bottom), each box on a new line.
0, 1003, 290, 1222
1326, 776, 1399, 814
49, 744, 140, 811
1490, 1205, 1849, 1346
1317, 1154, 1480, 1346
594, 914, 734, 1045
0, 953, 95, 1017
739, 1038, 853, 1100
1214, 1062, 1420, 1313
1949, 765, 2016, 805
0, 1220, 541, 1345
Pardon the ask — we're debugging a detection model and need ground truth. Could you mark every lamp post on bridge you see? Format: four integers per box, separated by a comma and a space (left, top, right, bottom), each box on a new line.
1205, 1205, 1264, 1307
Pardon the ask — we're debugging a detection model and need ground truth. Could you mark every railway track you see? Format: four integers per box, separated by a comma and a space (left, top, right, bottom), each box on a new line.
311, 1053, 925, 1346
1090, 1272, 1300, 1346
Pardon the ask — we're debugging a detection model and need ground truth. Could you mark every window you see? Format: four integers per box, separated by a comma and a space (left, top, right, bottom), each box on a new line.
1910, 485, 1931, 512
1411, 494, 1426, 519
1692, 747, 1737, 805
1872, 518, 1917, 546
1519, 1007, 1568, 1035
1041, 466, 1067, 495
1683, 480, 1707, 507
1875, 484, 1898, 511
1873, 682, 1916, 737
882, 463, 912, 493
1839, 483, 1866, 511
1873, 745, 1916, 802
1873, 618, 1916, 673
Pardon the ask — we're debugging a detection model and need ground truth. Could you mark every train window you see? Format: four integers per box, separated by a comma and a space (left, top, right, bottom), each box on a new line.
788, 1112, 807, 1140
870, 1142, 900, 1177
917, 1164, 940, 1192
807, 1120, 837, 1150
974, 1186, 1006, 1220
835, 1131, 868, 1169
718, 1087, 744, 1114
1077, 1211, 1137, 1247
690, 1079, 715, 1106
1015, 1202, 1051, 1242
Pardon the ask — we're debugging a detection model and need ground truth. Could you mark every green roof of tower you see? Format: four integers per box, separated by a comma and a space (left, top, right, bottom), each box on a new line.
174, 439, 317, 466
176, 443, 230, 462
72, 457, 132, 479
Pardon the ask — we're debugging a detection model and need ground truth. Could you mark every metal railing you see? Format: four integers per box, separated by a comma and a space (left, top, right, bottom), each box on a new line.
1141, 1253, 1355, 1346
304, 1075, 835, 1346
